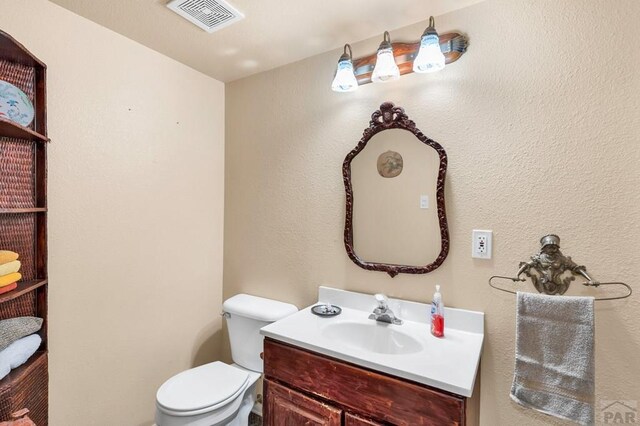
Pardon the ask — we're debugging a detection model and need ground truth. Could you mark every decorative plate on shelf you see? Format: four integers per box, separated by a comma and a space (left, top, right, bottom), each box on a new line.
0, 79, 34, 127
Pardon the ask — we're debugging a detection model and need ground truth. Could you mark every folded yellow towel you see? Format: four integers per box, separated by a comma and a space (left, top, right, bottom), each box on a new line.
0, 251, 19, 265
0, 272, 21, 287
0, 260, 20, 276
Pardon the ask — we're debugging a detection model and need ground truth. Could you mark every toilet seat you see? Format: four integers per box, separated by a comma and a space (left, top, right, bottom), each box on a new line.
156, 362, 250, 416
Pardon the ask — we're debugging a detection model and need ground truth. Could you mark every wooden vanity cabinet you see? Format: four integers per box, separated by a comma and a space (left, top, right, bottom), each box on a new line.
263, 338, 466, 426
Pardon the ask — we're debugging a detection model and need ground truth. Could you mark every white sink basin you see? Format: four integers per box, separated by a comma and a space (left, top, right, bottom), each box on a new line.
321, 321, 423, 355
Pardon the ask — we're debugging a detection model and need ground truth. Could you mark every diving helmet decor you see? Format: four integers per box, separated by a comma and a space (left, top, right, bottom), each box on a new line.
516, 234, 595, 295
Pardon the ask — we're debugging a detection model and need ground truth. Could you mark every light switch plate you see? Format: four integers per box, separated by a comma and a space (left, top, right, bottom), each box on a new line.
420, 195, 429, 209
472, 230, 492, 259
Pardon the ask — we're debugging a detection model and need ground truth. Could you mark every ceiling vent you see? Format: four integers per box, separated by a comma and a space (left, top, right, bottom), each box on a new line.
167, 0, 244, 33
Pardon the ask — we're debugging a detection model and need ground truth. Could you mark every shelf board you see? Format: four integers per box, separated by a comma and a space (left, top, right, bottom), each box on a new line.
0, 350, 46, 391
0, 279, 47, 304
0, 208, 46, 214
0, 117, 48, 143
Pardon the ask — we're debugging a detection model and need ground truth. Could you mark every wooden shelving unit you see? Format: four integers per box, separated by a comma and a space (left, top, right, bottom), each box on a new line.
0, 29, 48, 425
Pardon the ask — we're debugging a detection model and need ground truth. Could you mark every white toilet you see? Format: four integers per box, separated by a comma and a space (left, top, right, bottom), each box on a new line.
155, 294, 298, 426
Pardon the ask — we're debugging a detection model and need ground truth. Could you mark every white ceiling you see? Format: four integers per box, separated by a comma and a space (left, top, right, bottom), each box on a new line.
49, 0, 483, 82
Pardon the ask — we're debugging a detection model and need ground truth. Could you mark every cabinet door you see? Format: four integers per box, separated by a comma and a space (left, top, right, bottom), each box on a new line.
345, 412, 384, 426
264, 379, 341, 426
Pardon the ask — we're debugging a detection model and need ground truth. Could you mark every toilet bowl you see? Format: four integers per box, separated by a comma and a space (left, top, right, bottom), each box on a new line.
155, 294, 297, 426
155, 362, 261, 426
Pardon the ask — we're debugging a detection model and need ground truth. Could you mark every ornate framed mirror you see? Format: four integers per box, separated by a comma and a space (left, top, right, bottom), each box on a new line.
343, 102, 449, 277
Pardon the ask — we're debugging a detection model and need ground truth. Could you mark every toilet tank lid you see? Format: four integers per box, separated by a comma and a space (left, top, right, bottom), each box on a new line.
223, 294, 298, 322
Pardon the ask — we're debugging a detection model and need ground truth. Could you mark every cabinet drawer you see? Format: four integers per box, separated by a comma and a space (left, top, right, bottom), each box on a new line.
264, 338, 465, 426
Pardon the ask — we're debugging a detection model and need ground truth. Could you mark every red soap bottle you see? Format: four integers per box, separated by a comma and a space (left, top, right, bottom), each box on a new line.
430, 285, 445, 338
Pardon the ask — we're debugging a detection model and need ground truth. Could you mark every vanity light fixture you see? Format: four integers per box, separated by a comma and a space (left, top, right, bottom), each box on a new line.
413, 16, 446, 73
371, 31, 400, 83
330, 17, 468, 92
331, 44, 358, 92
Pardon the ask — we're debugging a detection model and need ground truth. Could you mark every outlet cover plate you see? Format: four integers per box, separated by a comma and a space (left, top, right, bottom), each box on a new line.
472, 230, 492, 259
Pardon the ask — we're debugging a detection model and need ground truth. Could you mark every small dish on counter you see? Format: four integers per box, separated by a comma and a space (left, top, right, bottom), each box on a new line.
311, 303, 342, 317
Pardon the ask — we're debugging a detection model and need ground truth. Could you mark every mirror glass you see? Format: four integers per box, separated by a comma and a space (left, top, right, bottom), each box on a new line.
343, 102, 449, 277
351, 129, 442, 266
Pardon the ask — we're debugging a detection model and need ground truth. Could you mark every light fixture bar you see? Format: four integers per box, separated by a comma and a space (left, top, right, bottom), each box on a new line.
351, 32, 468, 86
354, 39, 458, 75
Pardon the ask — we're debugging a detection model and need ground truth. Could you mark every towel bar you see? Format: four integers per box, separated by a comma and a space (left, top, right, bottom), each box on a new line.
488, 235, 632, 301
489, 275, 632, 301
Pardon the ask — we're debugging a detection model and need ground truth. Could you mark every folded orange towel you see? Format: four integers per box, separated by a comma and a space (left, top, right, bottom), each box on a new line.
0, 273, 21, 287
0, 260, 20, 276
0, 251, 19, 265
0, 282, 17, 295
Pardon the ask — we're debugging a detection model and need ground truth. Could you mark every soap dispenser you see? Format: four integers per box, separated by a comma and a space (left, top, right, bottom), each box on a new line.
430, 285, 445, 338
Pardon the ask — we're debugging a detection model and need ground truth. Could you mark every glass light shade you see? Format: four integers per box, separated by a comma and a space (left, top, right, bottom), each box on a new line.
371, 47, 400, 83
413, 33, 445, 73
331, 59, 358, 92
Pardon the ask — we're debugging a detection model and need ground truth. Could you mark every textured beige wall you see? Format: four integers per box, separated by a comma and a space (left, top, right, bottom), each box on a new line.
225, 1, 640, 425
0, 1, 225, 425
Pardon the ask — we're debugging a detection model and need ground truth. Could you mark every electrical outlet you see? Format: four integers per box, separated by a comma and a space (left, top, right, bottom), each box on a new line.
472, 230, 492, 259
420, 195, 429, 209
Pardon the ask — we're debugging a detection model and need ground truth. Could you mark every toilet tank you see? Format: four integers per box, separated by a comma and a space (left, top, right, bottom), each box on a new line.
223, 294, 297, 372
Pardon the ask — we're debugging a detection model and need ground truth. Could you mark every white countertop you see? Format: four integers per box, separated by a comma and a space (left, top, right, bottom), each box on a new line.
260, 286, 484, 397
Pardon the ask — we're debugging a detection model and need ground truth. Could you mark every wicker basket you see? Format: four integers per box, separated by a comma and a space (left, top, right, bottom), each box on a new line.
0, 353, 47, 425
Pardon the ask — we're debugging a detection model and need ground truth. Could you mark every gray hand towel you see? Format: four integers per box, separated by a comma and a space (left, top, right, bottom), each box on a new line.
511, 292, 595, 425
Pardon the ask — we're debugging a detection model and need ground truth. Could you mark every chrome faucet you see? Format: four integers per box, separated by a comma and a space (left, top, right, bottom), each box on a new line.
368, 294, 403, 325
